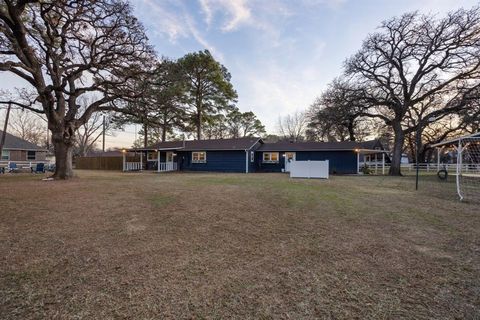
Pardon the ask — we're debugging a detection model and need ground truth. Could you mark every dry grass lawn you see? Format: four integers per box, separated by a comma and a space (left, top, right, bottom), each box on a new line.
1, 170, 479, 319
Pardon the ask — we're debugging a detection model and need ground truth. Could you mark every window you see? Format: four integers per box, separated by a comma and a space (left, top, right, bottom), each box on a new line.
285, 152, 295, 161
147, 151, 158, 161
1, 150, 9, 160
166, 152, 173, 162
263, 152, 279, 163
250, 151, 254, 163
192, 151, 206, 163
27, 151, 36, 160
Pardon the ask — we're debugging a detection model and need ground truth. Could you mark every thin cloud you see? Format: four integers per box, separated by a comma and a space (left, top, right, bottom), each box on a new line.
199, 0, 252, 32
138, 0, 189, 42
184, 14, 226, 62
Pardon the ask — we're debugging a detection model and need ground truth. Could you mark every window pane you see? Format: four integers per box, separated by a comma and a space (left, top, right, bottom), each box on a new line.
27, 151, 36, 160
199, 152, 205, 161
263, 153, 269, 161
271, 153, 278, 161
1, 150, 9, 160
148, 152, 157, 160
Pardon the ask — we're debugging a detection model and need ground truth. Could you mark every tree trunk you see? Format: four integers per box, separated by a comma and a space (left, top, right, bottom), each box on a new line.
196, 111, 202, 140
347, 120, 356, 141
161, 124, 166, 142
389, 123, 404, 176
51, 132, 74, 179
0, 103, 12, 158
143, 122, 148, 148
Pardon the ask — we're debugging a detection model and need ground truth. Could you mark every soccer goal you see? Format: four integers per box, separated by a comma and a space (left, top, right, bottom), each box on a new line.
432, 132, 480, 201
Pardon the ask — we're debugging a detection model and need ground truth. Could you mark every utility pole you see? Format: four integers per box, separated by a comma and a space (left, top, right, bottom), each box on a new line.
102, 114, 106, 152
0, 103, 12, 160
415, 124, 421, 191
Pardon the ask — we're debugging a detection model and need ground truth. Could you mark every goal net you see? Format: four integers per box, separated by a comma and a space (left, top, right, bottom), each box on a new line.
434, 133, 480, 202
457, 136, 480, 202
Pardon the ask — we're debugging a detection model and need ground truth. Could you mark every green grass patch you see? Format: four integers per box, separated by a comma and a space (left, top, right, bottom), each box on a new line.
148, 194, 175, 208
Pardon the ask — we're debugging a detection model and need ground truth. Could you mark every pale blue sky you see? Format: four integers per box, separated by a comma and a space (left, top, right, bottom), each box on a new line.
1, 0, 478, 147
127, 0, 477, 142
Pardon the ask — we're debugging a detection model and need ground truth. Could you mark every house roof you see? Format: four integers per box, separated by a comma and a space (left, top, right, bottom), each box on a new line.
135, 137, 261, 151
257, 140, 383, 152
129, 138, 385, 153
0, 130, 46, 151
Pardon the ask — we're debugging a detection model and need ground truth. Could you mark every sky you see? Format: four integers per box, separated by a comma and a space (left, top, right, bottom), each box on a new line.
1, 0, 478, 148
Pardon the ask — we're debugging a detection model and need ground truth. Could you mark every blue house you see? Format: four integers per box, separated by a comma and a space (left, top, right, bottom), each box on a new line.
123, 137, 386, 174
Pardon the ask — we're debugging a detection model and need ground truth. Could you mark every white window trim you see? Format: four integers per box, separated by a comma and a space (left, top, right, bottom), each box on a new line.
250, 151, 254, 163
192, 151, 207, 163
263, 152, 279, 163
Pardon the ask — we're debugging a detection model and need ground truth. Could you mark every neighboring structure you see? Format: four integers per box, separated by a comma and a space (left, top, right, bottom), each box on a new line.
123, 137, 387, 174
0, 130, 47, 162
76, 150, 133, 171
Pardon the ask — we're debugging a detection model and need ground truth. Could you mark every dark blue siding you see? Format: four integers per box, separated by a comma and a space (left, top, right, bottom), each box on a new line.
177, 150, 247, 173
256, 151, 285, 172
255, 150, 357, 174
248, 141, 262, 173
296, 151, 357, 174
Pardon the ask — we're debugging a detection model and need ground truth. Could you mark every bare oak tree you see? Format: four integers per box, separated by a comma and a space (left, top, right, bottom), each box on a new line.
0, 0, 153, 179
7, 109, 46, 145
307, 79, 371, 142
277, 111, 308, 142
74, 98, 113, 157
345, 7, 480, 175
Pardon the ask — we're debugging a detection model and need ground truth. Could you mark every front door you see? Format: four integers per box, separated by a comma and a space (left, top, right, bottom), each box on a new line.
166, 152, 174, 171
166, 152, 174, 164
284, 152, 296, 172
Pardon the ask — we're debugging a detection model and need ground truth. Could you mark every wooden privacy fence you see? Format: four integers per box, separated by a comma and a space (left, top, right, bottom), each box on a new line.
76, 156, 139, 171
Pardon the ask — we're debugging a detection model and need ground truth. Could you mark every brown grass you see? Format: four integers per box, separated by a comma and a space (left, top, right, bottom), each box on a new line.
1, 170, 479, 319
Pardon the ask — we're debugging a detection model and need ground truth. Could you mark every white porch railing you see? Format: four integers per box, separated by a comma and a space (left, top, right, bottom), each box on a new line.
157, 162, 177, 172
124, 162, 142, 171
122, 161, 177, 172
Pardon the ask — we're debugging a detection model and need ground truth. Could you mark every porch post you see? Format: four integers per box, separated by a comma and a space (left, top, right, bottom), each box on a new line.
374, 153, 378, 174
122, 151, 126, 171
356, 151, 360, 174
140, 152, 143, 171
437, 147, 441, 171
382, 153, 385, 175
157, 150, 160, 172
245, 150, 248, 173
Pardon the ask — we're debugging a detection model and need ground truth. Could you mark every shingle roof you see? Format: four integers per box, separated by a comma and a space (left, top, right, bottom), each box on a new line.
257, 140, 382, 151
139, 137, 261, 151
0, 130, 45, 151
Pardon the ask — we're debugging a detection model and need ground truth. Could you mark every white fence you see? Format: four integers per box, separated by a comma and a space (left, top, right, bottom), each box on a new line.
157, 162, 177, 172
359, 162, 480, 174
124, 162, 142, 171
123, 161, 178, 172
290, 160, 329, 179
0, 160, 48, 170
